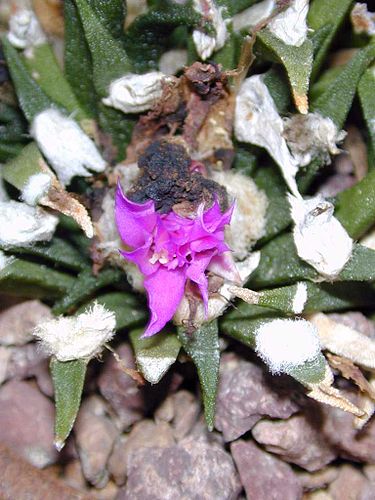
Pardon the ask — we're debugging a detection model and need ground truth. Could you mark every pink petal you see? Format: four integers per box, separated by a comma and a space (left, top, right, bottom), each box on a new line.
120, 244, 158, 276
208, 252, 241, 284
142, 267, 187, 337
115, 184, 157, 248
185, 251, 213, 315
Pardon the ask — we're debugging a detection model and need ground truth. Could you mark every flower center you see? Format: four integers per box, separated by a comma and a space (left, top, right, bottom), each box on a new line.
149, 248, 169, 265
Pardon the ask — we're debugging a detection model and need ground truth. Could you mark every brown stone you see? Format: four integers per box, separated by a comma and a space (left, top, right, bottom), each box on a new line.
75, 396, 118, 488
252, 414, 337, 471
108, 419, 175, 485
0, 380, 57, 468
98, 344, 144, 429
231, 439, 303, 500
328, 465, 372, 500
297, 467, 338, 492
117, 436, 241, 499
322, 396, 375, 463
0, 300, 52, 346
0, 443, 89, 500
215, 353, 298, 441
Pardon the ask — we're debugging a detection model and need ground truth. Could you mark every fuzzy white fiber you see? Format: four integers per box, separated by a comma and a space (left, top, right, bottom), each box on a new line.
255, 318, 321, 374
235, 74, 300, 197
212, 170, 268, 259
284, 112, 346, 167
289, 194, 353, 278
31, 109, 106, 186
7, 8, 46, 49
103, 72, 171, 114
268, 0, 309, 47
232, 0, 275, 32
0, 200, 58, 248
292, 282, 308, 314
33, 303, 116, 362
21, 173, 52, 206
192, 0, 228, 60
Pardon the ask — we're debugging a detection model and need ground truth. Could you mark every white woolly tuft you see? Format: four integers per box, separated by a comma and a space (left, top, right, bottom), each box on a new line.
33, 302, 116, 362
232, 0, 275, 32
284, 112, 346, 167
192, 0, 228, 60
31, 109, 106, 186
159, 49, 188, 75
21, 173, 52, 206
7, 9, 46, 49
255, 318, 321, 374
103, 72, 172, 114
235, 75, 300, 197
212, 170, 268, 259
268, 0, 309, 47
288, 193, 353, 278
0, 200, 58, 249
292, 282, 308, 314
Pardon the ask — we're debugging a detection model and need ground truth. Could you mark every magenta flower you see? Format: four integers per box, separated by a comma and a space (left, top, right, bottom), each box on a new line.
115, 184, 239, 337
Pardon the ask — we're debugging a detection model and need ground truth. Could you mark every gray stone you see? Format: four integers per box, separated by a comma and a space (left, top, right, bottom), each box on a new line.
75, 396, 119, 488
252, 414, 337, 471
215, 353, 298, 441
0, 379, 58, 468
98, 344, 144, 430
117, 436, 241, 500
0, 300, 52, 346
108, 419, 175, 485
231, 439, 303, 500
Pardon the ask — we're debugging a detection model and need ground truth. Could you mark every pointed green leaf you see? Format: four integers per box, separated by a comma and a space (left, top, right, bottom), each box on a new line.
307, 0, 353, 80
335, 168, 375, 239
0, 237, 88, 272
1, 38, 52, 120
221, 306, 327, 385
97, 104, 135, 160
249, 232, 318, 288
75, 0, 131, 96
312, 42, 375, 128
125, 4, 200, 72
0, 258, 75, 299
358, 66, 375, 163
257, 29, 313, 113
51, 357, 87, 450
64, 0, 97, 117
339, 244, 375, 281
52, 267, 124, 314
88, 0, 126, 41
227, 281, 375, 321
263, 66, 292, 115
23, 44, 88, 122
304, 281, 375, 313
254, 164, 291, 243
130, 328, 181, 384
257, 282, 307, 315
0, 143, 25, 162
287, 355, 327, 385
177, 321, 220, 430
77, 292, 147, 330
2, 142, 44, 190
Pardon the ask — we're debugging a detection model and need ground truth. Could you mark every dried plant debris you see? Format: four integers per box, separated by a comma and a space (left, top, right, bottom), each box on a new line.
1, 2, 375, 496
